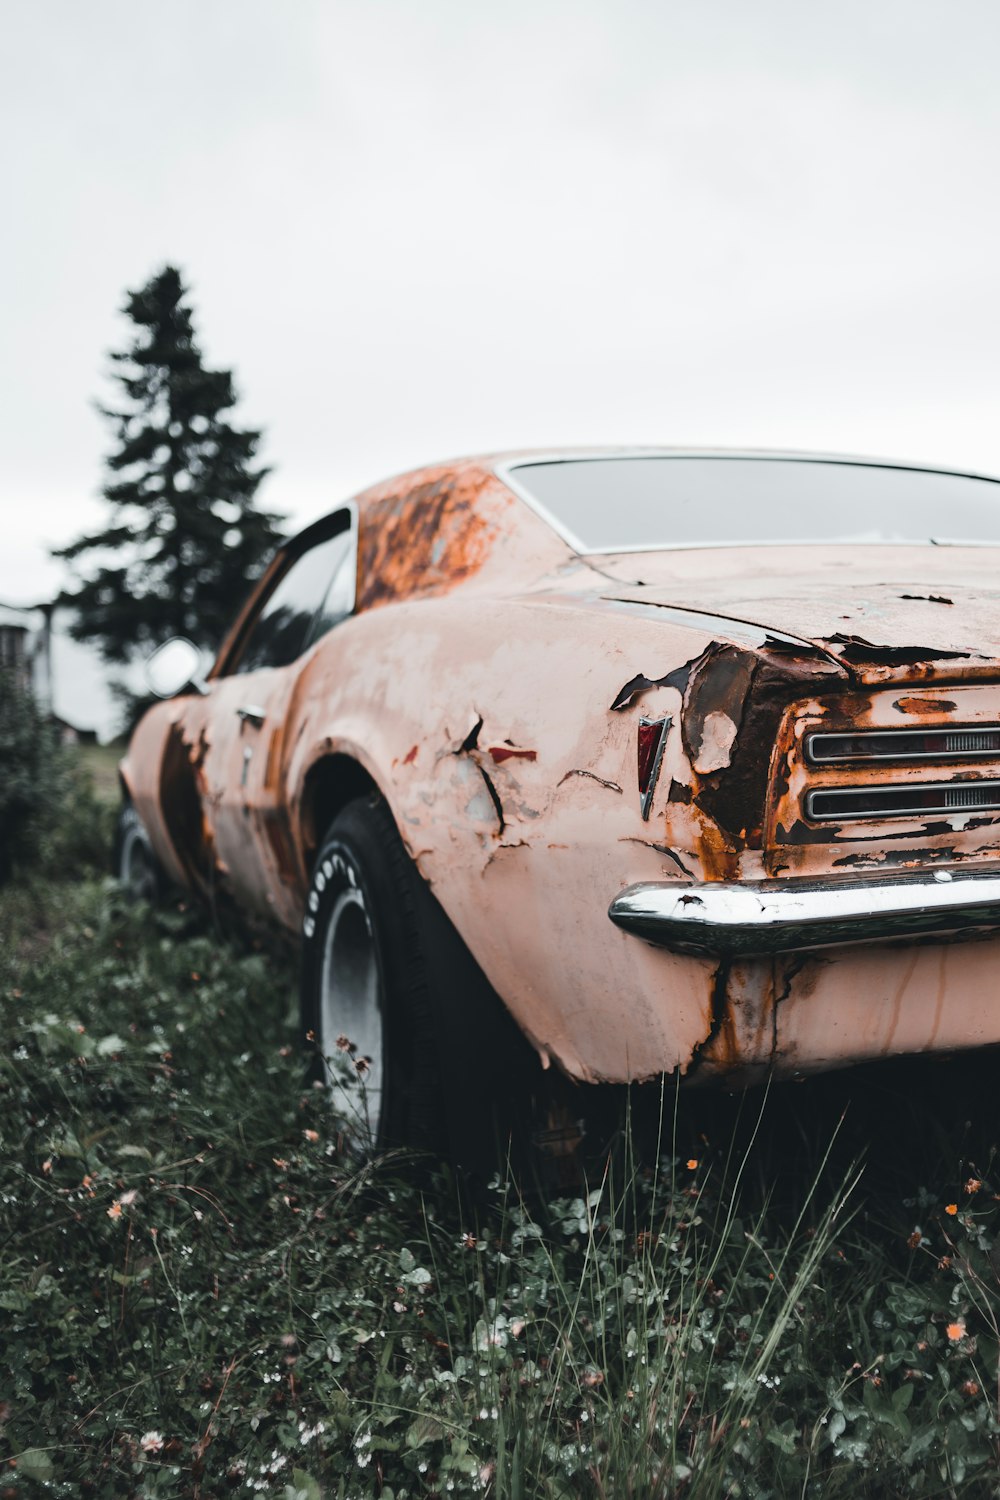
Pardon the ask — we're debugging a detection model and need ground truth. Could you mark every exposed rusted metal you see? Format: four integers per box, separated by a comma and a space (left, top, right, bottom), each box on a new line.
894, 696, 957, 715
825, 633, 973, 669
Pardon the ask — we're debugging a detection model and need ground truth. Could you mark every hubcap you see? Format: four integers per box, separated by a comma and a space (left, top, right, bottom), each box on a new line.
120, 824, 157, 903
319, 886, 385, 1143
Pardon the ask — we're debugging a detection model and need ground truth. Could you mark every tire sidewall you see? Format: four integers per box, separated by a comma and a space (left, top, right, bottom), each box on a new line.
300, 797, 443, 1153
115, 803, 161, 903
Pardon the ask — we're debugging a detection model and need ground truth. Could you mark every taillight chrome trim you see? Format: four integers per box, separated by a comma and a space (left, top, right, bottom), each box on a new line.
806, 780, 1000, 822
806, 726, 1000, 764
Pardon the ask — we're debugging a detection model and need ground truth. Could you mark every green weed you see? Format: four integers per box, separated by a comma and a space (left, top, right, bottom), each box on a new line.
2, 874, 1000, 1497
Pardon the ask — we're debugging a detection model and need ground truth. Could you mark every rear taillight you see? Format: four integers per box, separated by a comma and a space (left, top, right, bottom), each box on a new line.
807, 726, 1000, 763
638, 716, 671, 821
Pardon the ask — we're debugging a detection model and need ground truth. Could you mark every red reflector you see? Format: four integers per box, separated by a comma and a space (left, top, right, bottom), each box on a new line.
638, 716, 671, 820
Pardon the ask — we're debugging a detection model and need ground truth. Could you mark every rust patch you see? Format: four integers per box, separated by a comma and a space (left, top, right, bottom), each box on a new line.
825, 633, 970, 668
356, 466, 497, 612
894, 696, 957, 715
403, 744, 419, 765
680, 645, 755, 770
668, 778, 693, 804
263, 815, 299, 885
688, 639, 851, 847
488, 745, 537, 764
161, 720, 215, 888
263, 726, 284, 791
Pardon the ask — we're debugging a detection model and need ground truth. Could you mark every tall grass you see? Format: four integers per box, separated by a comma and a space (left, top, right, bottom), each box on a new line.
3, 857, 1000, 1496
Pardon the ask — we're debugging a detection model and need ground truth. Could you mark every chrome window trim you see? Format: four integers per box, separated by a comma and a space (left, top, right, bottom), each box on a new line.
217, 498, 358, 677
493, 450, 1000, 557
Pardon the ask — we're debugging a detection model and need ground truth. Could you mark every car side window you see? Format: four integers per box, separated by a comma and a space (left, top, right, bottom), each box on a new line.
233, 514, 355, 675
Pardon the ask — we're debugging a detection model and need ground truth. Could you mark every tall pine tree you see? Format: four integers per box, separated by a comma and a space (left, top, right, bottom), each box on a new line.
55, 266, 283, 662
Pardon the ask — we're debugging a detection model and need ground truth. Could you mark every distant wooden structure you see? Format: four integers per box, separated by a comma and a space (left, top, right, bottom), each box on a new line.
0, 599, 53, 712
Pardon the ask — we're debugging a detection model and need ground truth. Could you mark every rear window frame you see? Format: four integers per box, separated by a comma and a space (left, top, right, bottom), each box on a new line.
495, 451, 1000, 555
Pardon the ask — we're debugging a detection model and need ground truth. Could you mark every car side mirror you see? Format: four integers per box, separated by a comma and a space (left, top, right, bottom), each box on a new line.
144, 637, 207, 699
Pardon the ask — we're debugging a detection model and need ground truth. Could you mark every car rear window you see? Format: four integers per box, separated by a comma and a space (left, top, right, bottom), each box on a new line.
506, 456, 1000, 551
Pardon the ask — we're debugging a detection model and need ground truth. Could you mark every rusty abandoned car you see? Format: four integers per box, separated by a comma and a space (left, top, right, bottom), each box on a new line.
118, 449, 1000, 1163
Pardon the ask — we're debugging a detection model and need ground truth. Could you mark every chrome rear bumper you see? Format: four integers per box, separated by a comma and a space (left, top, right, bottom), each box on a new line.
608, 869, 1000, 957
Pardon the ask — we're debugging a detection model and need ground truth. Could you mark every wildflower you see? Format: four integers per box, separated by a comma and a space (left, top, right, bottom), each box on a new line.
335, 1034, 353, 1052
303, 1129, 320, 1143
907, 1227, 924, 1249
119, 1189, 138, 1207
140, 1431, 164, 1454
354, 1056, 370, 1076
581, 1367, 604, 1387
945, 1203, 958, 1216
961, 1380, 980, 1397
965, 1178, 982, 1195
460, 1233, 479, 1250
510, 1318, 525, 1336
41, 1158, 52, 1176
686, 1159, 699, 1170
946, 1318, 966, 1343
107, 1202, 123, 1220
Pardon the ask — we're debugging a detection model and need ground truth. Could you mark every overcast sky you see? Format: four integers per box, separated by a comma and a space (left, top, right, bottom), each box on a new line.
4, 0, 1000, 613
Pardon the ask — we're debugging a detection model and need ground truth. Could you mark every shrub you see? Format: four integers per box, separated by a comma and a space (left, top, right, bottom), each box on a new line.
0, 670, 112, 881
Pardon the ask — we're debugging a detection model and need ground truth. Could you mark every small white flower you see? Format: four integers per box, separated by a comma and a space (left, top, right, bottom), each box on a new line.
140, 1430, 164, 1454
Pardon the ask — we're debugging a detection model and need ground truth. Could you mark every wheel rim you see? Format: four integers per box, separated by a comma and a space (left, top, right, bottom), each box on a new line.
120, 825, 157, 903
319, 886, 385, 1143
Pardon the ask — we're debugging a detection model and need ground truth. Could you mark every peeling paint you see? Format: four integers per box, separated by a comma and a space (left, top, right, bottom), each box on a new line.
609, 656, 699, 712
559, 769, 623, 793
694, 710, 739, 774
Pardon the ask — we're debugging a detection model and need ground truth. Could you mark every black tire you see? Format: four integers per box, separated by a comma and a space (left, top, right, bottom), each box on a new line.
300, 794, 448, 1155
114, 802, 163, 904
300, 793, 541, 1171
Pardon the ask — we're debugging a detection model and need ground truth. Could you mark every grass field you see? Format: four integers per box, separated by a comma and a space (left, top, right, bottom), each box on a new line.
3, 756, 1000, 1497
77, 741, 125, 806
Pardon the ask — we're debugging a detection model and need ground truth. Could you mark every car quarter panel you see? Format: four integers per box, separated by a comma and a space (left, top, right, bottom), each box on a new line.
283, 592, 740, 1082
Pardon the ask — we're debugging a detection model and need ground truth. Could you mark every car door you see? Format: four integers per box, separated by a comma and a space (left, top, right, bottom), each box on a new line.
199, 507, 357, 924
